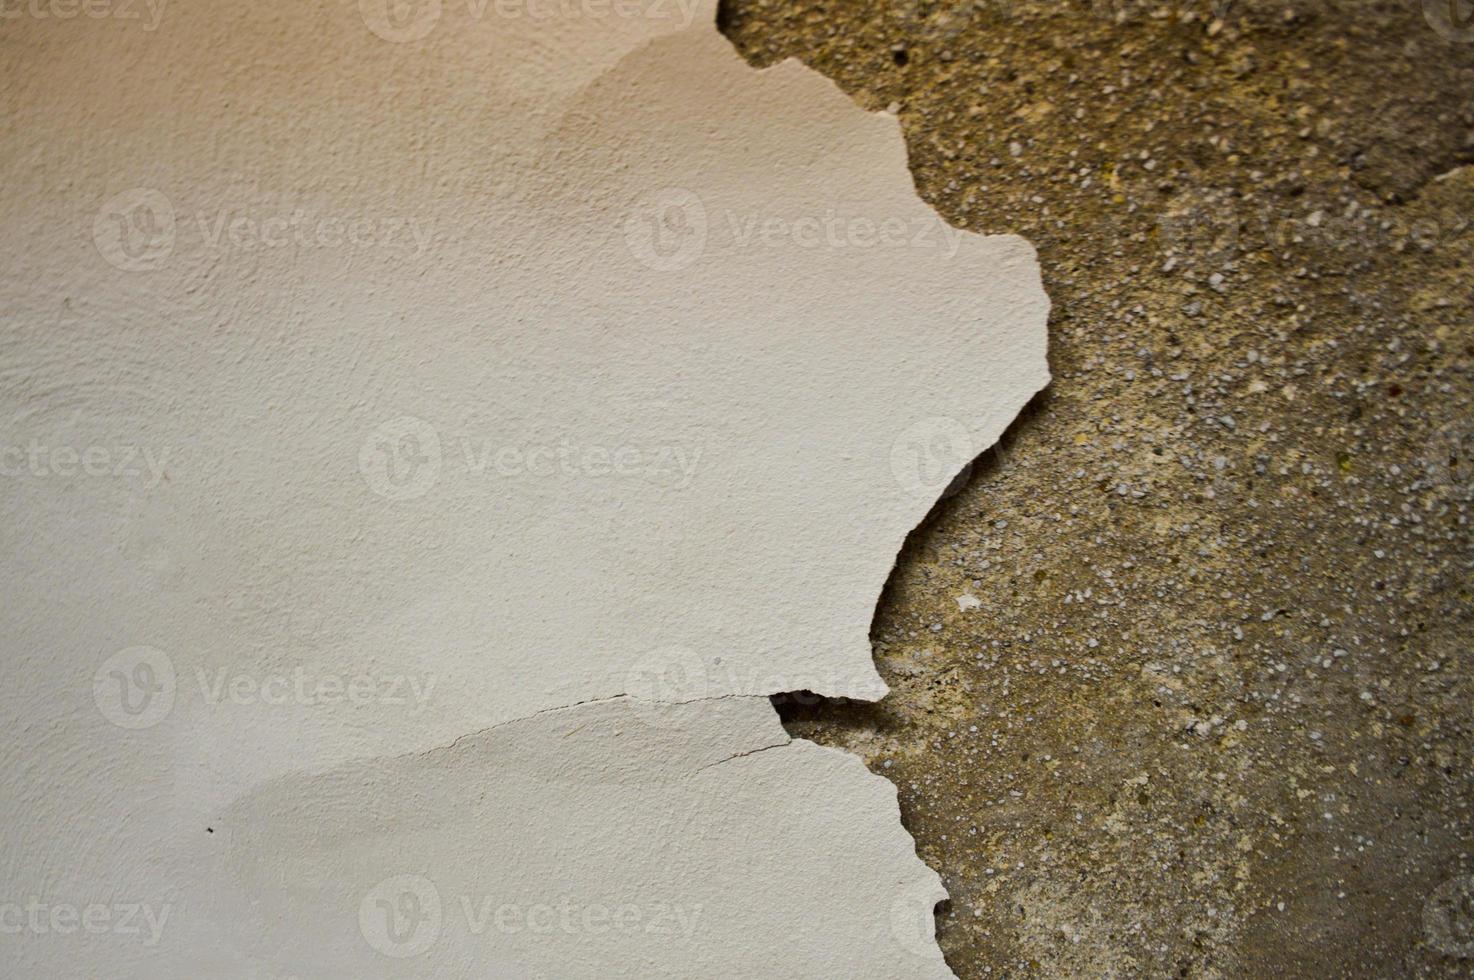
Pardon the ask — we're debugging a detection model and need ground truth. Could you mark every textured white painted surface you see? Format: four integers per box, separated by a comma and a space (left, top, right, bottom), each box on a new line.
0, 1, 1047, 975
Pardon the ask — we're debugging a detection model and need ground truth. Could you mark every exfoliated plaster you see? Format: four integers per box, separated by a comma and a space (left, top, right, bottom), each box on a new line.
0, 0, 1048, 975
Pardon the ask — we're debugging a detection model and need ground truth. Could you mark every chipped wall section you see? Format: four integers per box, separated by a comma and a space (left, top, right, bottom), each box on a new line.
0, 0, 1047, 976
182, 698, 948, 977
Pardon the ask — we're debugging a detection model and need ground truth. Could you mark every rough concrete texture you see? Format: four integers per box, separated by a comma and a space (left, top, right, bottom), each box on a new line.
722, 0, 1474, 975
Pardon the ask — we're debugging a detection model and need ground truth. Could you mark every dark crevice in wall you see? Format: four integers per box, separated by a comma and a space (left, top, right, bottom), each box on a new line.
766, 390, 1051, 977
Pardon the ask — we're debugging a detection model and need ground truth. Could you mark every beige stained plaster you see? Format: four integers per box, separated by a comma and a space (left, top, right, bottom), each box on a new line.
0, 0, 1048, 975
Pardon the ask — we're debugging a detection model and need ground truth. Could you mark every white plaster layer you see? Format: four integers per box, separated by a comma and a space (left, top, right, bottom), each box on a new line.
0, 0, 1048, 976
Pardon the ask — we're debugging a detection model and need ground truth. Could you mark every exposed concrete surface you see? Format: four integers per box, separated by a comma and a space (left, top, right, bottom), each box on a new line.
724, 1, 1474, 975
